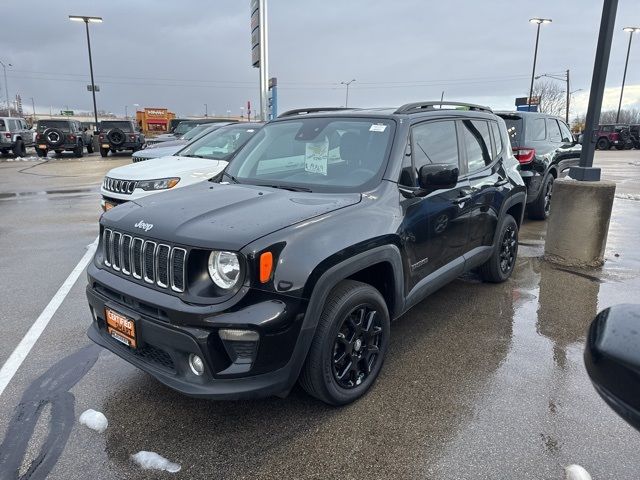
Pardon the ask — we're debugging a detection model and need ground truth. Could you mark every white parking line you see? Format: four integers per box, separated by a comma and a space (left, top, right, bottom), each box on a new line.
0, 237, 99, 397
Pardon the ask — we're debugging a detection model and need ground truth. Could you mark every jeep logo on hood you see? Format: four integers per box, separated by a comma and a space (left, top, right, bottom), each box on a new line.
134, 220, 154, 232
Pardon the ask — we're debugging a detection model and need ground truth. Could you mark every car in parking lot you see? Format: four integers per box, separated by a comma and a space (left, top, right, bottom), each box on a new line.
497, 111, 580, 219
98, 120, 145, 157
34, 119, 93, 158
629, 124, 639, 149
0, 116, 34, 157
87, 102, 526, 405
132, 123, 231, 163
146, 119, 232, 147
594, 124, 633, 150
100, 123, 261, 210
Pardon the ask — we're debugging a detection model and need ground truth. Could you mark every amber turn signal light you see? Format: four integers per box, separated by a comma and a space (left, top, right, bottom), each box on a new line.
259, 252, 273, 283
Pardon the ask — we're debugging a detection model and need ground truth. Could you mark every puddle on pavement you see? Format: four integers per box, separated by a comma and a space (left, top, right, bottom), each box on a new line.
0, 188, 94, 200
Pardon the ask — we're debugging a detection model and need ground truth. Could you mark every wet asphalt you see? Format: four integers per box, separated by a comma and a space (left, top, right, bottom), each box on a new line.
0, 150, 639, 479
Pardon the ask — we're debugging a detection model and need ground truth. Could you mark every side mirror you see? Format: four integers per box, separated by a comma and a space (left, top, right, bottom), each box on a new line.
418, 164, 459, 192
584, 304, 640, 432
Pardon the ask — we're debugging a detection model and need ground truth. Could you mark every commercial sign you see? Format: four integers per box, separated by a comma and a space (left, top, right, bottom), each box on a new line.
60, 110, 74, 116
250, 0, 260, 67
87, 84, 100, 92
515, 96, 540, 106
145, 109, 167, 117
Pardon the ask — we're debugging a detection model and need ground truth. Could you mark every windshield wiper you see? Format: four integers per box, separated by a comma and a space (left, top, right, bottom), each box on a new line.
258, 184, 312, 192
222, 172, 240, 183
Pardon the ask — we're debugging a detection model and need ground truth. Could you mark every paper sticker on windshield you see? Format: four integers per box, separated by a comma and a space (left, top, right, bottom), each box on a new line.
370, 124, 387, 132
305, 139, 329, 176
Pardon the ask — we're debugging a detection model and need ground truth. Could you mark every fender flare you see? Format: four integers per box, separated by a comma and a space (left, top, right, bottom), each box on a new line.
491, 192, 526, 246
281, 244, 404, 391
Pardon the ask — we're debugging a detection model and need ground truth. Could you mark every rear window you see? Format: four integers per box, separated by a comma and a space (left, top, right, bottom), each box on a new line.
0, 120, 5, 131
38, 120, 71, 132
99, 121, 132, 132
498, 115, 522, 147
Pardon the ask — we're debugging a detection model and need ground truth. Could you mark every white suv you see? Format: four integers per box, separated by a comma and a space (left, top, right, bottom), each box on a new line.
0, 117, 34, 157
100, 123, 261, 210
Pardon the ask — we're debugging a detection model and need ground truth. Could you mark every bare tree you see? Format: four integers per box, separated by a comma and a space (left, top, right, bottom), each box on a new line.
598, 108, 640, 124
529, 80, 566, 117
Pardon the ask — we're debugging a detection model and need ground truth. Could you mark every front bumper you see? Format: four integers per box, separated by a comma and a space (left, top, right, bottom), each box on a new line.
85, 263, 311, 399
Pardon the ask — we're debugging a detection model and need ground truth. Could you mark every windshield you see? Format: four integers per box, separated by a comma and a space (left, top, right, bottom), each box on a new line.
174, 122, 198, 135
225, 117, 395, 193
99, 121, 133, 132
181, 124, 209, 140
176, 125, 259, 160
38, 120, 71, 132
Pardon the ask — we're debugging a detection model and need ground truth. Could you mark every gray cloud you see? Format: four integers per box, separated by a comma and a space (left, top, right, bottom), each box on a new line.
2, 0, 639, 117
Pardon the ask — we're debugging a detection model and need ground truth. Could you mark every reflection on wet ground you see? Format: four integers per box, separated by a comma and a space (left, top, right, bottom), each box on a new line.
0, 188, 95, 200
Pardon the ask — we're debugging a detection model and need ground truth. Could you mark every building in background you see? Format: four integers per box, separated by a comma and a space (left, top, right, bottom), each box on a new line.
136, 108, 176, 135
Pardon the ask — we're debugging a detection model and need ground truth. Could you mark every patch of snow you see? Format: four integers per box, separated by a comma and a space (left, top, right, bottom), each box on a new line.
615, 193, 640, 201
131, 451, 181, 473
3, 156, 41, 162
78, 409, 108, 433
565, 464, 592, 480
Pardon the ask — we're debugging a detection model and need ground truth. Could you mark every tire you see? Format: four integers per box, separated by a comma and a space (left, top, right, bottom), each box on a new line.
12, 139, 26, 157
299, 280, 390, 406
54, 149, 63, 157
107, 128, 125, 146
527, 174, 554, 220
596, 138, 610, 150
1, 149, 8, 155
74, 142, 84, 158
86, 138, 94, 153
479, 214, 518, 283
36, 148, 47, 158
615, 145, 625, 150
43, 128, 65, 148
100, 147, 109, 158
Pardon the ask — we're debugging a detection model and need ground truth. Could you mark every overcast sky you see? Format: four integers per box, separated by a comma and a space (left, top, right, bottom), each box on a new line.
2, 0, 639, 119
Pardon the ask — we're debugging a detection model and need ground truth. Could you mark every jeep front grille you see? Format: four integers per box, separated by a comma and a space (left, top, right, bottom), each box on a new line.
102, 228, 187, 293
103, 177, 138, 195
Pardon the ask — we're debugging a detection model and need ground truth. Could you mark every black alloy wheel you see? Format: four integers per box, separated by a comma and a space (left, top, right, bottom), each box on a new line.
499, 224, 518, 275
332, 304, 383, 389
596, 138, 609, 150
299, 280, 390, 405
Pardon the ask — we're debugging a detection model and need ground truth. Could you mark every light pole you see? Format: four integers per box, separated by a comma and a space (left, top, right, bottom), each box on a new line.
30, 97, 36, 119
124, 105, 128, 119
204, 103, 208, 117
0, 60, 12, 116
536, 69, 571, 122
617, 27, 640, 122
528, 18, 552, 110
240, 106, 245, 121
340, 79, 356, 107
69, 15, 102, 131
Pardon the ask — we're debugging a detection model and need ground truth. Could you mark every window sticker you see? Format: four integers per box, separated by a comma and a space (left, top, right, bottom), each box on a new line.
370, 124, 387, 132
305, 138, 329, 176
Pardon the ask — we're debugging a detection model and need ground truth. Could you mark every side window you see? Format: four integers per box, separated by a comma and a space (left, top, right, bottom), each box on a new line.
490, 121, 504, 158
529, 118, 546, 141
409, 120, 459, 181
9, 119, 19, 130
558, 121, 573, 143
547, 119, 562, 142
461, 120, 492, 172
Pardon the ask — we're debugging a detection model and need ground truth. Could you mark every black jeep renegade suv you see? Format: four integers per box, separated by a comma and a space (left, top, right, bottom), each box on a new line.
86, 102, 526, 405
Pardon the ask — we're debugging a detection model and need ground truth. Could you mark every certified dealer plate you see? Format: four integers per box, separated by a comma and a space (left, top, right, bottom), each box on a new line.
105, 307, 137, 348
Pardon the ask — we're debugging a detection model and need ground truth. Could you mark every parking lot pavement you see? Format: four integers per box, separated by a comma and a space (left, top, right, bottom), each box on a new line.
0, 151, 639, 479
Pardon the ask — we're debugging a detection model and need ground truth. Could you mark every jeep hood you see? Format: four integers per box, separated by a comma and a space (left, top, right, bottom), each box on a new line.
102, 182, 361, 250
133, 144, 184, 159
106, 155, 225, 181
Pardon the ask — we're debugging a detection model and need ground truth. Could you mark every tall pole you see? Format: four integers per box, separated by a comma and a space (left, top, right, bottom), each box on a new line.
84, 20, 99, 130
30, 97, 36, 118
569, 0, 618, 181
616, 28, 639, 123
0, 61, 10, 116
124, 105, 128, 119
204, 103, 208, 117
259, 0, 269, 121
528, 23, 541, 109
340, 79, 356, 107
565, 69, 570, 123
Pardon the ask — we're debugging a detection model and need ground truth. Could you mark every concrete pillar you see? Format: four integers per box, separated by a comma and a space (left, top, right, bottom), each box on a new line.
544, 179, 616, 267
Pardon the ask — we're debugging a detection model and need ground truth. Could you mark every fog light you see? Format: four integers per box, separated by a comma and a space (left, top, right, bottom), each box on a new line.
218, 329, 259, 342
188, 353, 205, 376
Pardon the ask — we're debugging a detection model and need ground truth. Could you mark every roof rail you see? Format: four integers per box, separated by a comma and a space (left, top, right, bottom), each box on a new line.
394, 101, 492, 114
278, 107, 355, 118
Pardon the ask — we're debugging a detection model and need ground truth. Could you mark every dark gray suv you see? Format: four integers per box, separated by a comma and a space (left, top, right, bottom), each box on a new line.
35, 119, 93, 158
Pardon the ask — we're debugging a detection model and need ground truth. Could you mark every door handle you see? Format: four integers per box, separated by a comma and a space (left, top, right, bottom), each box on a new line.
453, 189, 473, 204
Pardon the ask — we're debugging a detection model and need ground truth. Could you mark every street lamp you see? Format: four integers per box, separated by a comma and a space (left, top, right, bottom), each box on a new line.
240, 106, 245, 121
617, 27, 640, 122
69, 15, 102, 131
0, 60, 12, 116
536, 69, 571, 122
340, 79, 356, 107
528, 18, 552, 110
204, 103, 208, 117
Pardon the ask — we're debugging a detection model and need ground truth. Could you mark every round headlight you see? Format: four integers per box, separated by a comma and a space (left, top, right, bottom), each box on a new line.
208, 251, 241, 289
